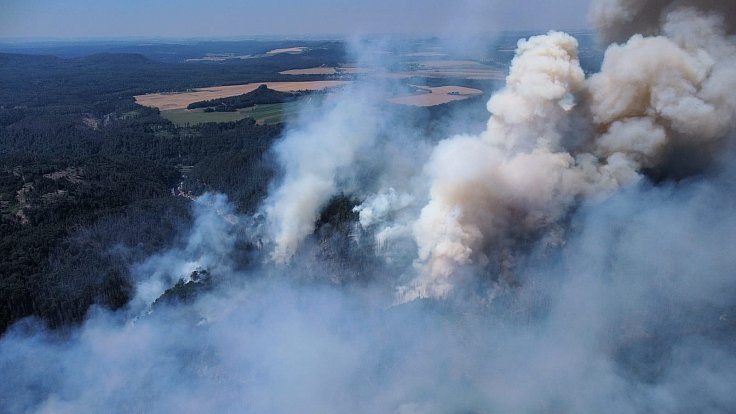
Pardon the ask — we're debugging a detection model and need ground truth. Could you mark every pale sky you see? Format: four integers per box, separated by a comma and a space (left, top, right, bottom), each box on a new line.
0, 0, 592, 39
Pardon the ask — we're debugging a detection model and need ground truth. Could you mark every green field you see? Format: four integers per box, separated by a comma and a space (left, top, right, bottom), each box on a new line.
241, 102, 301, 125
161, 102, 303, 126
160, 109, 248, 126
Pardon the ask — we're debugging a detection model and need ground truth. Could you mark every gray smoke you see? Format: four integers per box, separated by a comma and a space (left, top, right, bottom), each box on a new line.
262, 87, 381, 262
3, 1, 736, 413
400, 1, 736, 299
3, 151, 736, 413
589, 5, 736, 173
590, 0, 736, 43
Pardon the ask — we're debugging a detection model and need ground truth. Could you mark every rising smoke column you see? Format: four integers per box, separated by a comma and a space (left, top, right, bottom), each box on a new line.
257, 0, 736, 301
589, 6, 736, 173
404, 32, 636, 301
5, 3, 736, 413
404, 1, 736, 300
262, 91, 379, 262
589, 0, 736, 44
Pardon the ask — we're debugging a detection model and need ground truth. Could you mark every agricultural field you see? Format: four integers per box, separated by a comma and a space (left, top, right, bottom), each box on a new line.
388, 85, 483, 106
157, 81, 487, 127
241, 102, 302, 125
159, 108, 248, 126
266, 47, 308, 55
135, 81, 349, 110
280, 59, 505, 81
161, 102, 302, 126
395, 59, 505, 80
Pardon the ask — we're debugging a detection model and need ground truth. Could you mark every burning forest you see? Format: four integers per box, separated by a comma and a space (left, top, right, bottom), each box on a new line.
2, 0, 736, 413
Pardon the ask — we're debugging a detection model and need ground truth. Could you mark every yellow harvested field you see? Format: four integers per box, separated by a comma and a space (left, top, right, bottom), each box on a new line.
278, 60, 502, 81
266, 47, 308, 55
134, 81, 349, 110
388, 86, 483, 107
402, 60, 505, 80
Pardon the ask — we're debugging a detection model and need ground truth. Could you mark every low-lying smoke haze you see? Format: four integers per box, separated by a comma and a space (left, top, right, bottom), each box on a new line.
3, 0, 736, 413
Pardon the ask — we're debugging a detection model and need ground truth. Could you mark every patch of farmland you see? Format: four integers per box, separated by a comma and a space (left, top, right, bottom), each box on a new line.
266, 47, 308, 55
388, 85, 483, 107
160, 102, 303, 126
135, 81, 349, 111
160, 109, 248, 126
241, 102, 302, 125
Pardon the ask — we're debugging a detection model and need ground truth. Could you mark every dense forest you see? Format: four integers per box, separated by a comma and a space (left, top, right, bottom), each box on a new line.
0, 38, 502, 334
0, 47, 314, 333
0, 105, 287, 332
0, 48, 345, 110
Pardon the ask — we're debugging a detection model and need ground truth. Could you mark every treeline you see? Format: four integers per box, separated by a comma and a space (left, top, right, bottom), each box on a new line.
187, 84, 300, 111
0, 48, 294, 333
0, 156, 186, 331
0, 105, 280, 163
0, 51, 340, 112
0, 113, 284, 333
0, 40, 347, 64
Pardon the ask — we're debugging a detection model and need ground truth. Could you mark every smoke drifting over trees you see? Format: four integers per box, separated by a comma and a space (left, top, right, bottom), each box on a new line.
3, 1, 736, 413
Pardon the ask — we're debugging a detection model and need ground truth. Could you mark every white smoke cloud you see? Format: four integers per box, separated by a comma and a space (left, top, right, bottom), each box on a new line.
589, 0, 736, 44
3, 157, 736, 412
261, 3, 736, 300
3, 1, 736, 412
262, 86, 380, 263
400, 2, 736, 300
403, 32, 636, 301
128, 193, 237, 315
588, 9, 736, 168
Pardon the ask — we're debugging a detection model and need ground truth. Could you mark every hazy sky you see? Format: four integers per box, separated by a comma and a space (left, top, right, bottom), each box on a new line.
0, 0, 592, 39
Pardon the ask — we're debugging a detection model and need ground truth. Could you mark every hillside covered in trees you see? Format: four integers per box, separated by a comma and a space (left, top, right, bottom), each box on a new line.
0, 50, 298, 333
0, 39, 496, 334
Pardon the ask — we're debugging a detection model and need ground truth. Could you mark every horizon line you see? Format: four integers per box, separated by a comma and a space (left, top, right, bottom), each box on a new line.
0, 29, 594, 44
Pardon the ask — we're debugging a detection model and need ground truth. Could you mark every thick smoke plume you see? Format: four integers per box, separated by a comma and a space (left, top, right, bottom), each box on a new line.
406, 32, 629, 300
590, 0, 736, 43
590, 5, 736, 172
4, 153, 736, 413
399, 0, 736, 299
259, 0, 736, 300
3, 0, 736, 412
262, 90, 380, 262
